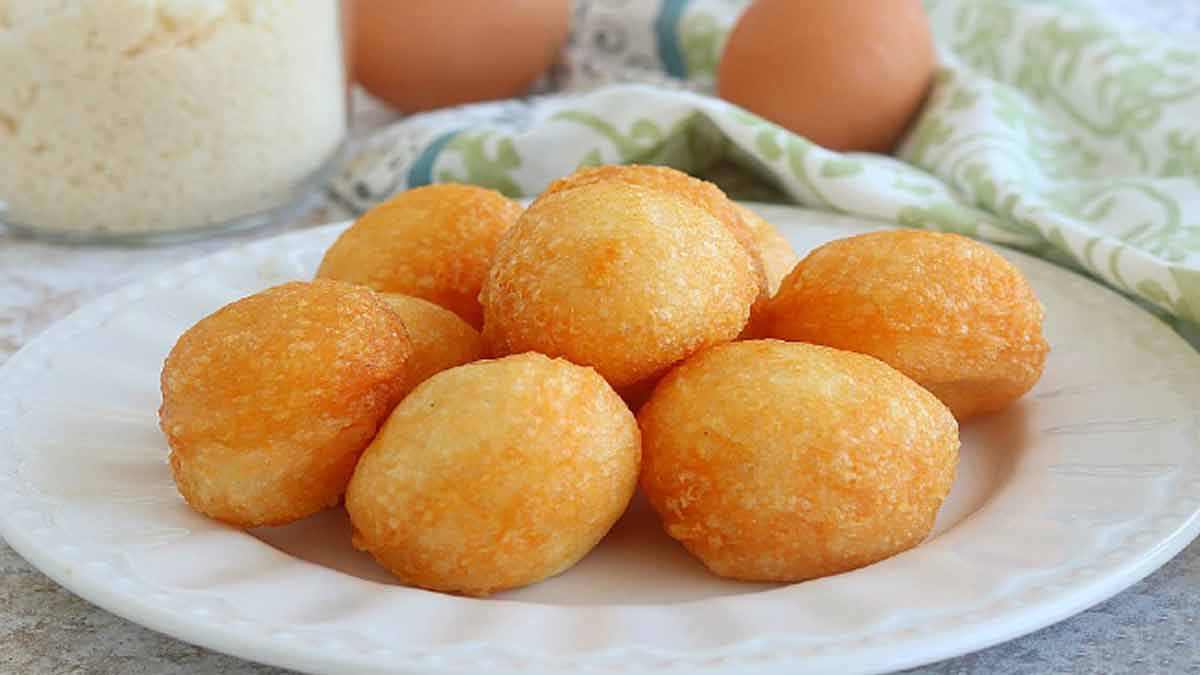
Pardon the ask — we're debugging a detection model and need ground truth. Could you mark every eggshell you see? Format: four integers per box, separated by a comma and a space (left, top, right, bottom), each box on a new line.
717, 0, 935, 152
349, 0, 571, 112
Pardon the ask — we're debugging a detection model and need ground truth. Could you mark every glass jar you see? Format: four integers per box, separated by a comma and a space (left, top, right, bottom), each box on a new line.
0, 0, 349, 244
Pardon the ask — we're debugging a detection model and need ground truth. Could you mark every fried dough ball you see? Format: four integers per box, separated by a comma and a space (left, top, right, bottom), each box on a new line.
540, 164, 770, 302
734, 203, 798, 296
639, 340, 959, 582
481, 181, 759, 391
378, 293, 484, 397
346, 353, 640, 596
733, 204, 799, 339
316, 184, 522, 328
766, 230, 1048, 420
160, 281, 412, 528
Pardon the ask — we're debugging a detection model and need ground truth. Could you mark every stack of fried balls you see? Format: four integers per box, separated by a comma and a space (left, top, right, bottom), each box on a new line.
160, 165, 1048, 596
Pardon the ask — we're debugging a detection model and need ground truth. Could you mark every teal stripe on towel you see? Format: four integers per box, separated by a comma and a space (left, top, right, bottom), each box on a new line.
407, 129, 462, 187
655, 0, 691, 79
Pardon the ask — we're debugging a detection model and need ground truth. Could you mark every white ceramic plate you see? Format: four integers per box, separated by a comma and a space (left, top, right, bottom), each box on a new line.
1, 205, 1199, 675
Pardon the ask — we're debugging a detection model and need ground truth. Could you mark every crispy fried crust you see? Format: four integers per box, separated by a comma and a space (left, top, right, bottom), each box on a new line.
733, 203, 799, 339
316, 184, 523, 328
160, 280, 412, 527
482, 181, 759, 390
540, 164, 770, 303
733, 203, 798, 297
346, 353, 640, 596
639, 340, 959, 582
767, 230, 1048, 420
378, 293, 484, 397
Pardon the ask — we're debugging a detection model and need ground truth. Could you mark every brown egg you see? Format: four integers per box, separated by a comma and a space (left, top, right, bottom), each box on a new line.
717, 0, 934, 153
349, 0, 571, 112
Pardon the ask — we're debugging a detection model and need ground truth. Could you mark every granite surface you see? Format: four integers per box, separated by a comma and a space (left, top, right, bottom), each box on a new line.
4, 2, 1200, 672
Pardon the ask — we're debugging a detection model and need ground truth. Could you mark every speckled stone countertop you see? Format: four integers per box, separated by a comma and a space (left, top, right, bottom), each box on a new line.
4, 2, 1200, 671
